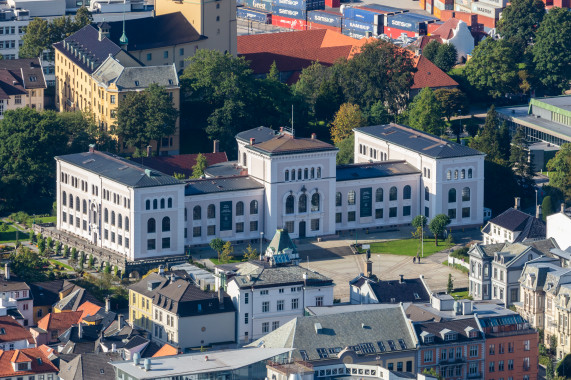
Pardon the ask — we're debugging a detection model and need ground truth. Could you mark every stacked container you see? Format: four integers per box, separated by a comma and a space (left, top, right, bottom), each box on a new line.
237, 6, 272, 23
384, 13, 437, 38
271, 0, 324, 31
433, 0, 453, 19
307, 9, 343, 32
340, 5, 394, 38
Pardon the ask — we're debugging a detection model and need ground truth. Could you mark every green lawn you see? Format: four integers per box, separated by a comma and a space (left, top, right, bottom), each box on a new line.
209, 256, 245, 265
364, 238, 450, 257
450, 290, 472, 300
0, 223, 29, 243
443, 260, 470, 274
26, 216, 56, 227
49, 259, 74, 271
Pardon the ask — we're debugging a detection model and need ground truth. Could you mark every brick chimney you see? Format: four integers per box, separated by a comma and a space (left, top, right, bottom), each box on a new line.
250, 138, 255, 145
365, 260, 372, 278
514, 197, 521, 210
213, 140, 220, 153
88, 144, 96, 153
311, 133, 316, 139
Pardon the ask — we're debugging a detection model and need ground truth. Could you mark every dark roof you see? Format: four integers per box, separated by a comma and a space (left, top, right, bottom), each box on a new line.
203, 161, 247, 177
53, 25, 123, 74
140, 153, 228, 178
57, 352, 122, 380
336, 161, 420, 181
56, 150, 183, 189
30, 280, 75, 307
236, 126, 278, 144
352, 276, 430, 304
53, 288, 103, 312
0, 278, 29, 293
127, 273, 171, 299
184, 176, 263, 196
247, 133, 337, 156
123, 335, 149, 350
0, 58, 46, 98
107, 13, 205, 51
487, 208, 546, 241
355, 124, 484, 159
414, 317, 482, 346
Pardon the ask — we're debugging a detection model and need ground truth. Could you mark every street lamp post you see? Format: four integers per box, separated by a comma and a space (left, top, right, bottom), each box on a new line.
535, 189, 538, 212
260, 231, 264, 257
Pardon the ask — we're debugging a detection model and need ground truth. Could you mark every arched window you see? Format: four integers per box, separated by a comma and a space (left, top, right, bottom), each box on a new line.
63, 191, 67, 206
168, 198, 173, 208
389, 187, 397, 201
193, 206, 201, 220
285, 170, 289, 182
236, 201, 244, 216
461, 169, 466, 179
462, 187, 471, 202
468, 169, 473, 178
376, 188, 383, 202
125, 216, 129, 231
162, 217, 170, 232
69, 194, 73, 208
447, 170, 452, 180
146, 200, 150, 210
153, 199, 158, 209
304, 168, 308, 179
348, 190, 356, 205
160, 198, 165, 209
448, 188, 457, 203
317, 167, 321, 178
286, 195, 295, 214
298, 194, 307, 213
147, 218, 156, 233
242, 152, 247, 166
311, 168, 315, 179
425, 187, 430, 201
250, 200, 258, 215
454, 170, 458, 180
104, 208, 108, 223
298, 169, 302, 180
118, 214, 123, 229
291, 170, 295, 181
75, 197, 80, 211
83, 200, 87, 214
311, 193, 320, 212
336, 192, 342, 207
111, 211, 115, 226
403, 185, 411, 200
207, 204, 215, 219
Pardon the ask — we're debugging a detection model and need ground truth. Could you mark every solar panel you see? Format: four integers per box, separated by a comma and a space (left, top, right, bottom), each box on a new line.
377, 341, 386, 352
360, 343, 376, 354
398, 339, 407, 350
316, 348, 328, 359
387, 340, 397, 351
300, 350, 309, 361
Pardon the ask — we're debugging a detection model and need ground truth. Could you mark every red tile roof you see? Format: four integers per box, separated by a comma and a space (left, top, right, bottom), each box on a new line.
0, 316, 34, 345
431, 18, 461, 40
152, 343, 178, 357
77, 301, 102, 321
411, 55, 459, 90
0, 348, 58, 377
37, 311, 82, 337
140, 153, 228, 178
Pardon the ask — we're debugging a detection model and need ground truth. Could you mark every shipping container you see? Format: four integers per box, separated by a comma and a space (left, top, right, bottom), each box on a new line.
342, 6, 382, 24
420, 0, 426, 10
454, 0, 471, 7
553, 0, 570, 6
385, 13, 433, 33
434, 0, 445, 10
342, 18, 381, 34
383, 26, 417, 39
439, 9, 454, 21
325, 0, 340, 7
452, 11, 477, 25
237, 6, 272, 23
357, 3, 407, 13
426, 3, 432, 14
342, 28, 369, 39
478, 0, 508, 7
454, 3, 471, 12
477, 14, 497, 28
307, 22, 342, 32
271, 14, 308, 29
244, 0, 273, 12
433, 7, 441, 18
471, 2, 502, 19
308, 9, 343, 28
274, 0, 324, 10
272, 4, 308, 19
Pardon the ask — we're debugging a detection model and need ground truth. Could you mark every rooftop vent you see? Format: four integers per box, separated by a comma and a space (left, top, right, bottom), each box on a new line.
314, 322, 323, 334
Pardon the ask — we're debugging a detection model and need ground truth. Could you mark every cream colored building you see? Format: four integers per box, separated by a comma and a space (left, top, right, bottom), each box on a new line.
0, 58, 46, 118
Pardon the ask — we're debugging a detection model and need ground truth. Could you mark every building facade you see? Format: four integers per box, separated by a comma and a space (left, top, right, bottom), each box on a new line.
547, 205, 571, 251
482, 200, 546, 245
0, 58, 46, 118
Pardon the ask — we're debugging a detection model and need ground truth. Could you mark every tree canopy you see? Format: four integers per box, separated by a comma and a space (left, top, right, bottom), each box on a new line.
330, 103, 365, 144
547, 143, 571, 201
496, 0, 545, 52
407, 87, 444, 136
10, 246, 49, 282
433, 43, 457, 73
428, 214, 451, 246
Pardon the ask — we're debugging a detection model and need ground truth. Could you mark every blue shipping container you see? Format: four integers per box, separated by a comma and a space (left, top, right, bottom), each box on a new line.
342, 7, 381, 25
359, 4, 407, 14
274, 0, 322, 10
244, 0, 272, 12
342, 28, 368, 39
272, 5, 307, 20
385, 14, 424, 32
237, 7, 271, 23
307, 10, 342, 28
342, 18, 378, 34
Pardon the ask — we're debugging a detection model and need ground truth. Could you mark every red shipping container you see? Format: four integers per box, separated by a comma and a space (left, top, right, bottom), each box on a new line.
384, 27, 416, 39
427, 22, 442, 33
272, 15, 307, 30
438, 9, 454, 21
543, 0, 554, 5
477, 14, 496, 29
325, 0, 340, 7
453, 11, 478, 26
307, 22, 342, 33
553, 0, 570, 6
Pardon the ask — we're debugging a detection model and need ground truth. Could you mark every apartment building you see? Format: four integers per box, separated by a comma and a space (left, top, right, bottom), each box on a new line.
128, 271, 170, 332
0, 58, 46, 118
0, 269, 33, 327
482, 199, 546, 245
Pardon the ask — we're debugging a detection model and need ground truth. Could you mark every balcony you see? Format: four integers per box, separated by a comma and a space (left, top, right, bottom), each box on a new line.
438, 357, 466, 365
467, 372, 482, 379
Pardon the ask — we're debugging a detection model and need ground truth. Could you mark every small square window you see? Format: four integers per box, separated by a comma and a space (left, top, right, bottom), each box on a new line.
164, 50, 169, 58
147, 239, 156, 250
146, 53, 152, 61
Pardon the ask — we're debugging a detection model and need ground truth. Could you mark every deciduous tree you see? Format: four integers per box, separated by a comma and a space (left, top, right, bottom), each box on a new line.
510, 126, 534, 183
434, 43, 457, 73
219, 241, 234, 264
407, 87, 444, 136
496, 0, 545, 52
335, 135, 354, 165
542, 196, 554, 221
10, 246, 48, 282
192, 153, 207, 179
422, 40, 440, 62
330, 103, 365, 144
428, 214, 451, 246
547, 143, 571, 200
243, 244, 259, 261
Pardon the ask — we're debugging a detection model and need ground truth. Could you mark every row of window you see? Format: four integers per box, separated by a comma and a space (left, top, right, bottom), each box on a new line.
448, 207, 471, 219
147, 217, 170, 233
145, 198, 173, 210
489, 342, 517, 355
358, 143, 387, 161
147, 237, 171, 250
448, 187, 471, 203
283, 219, 320, 233
191, 201, 258, 220
335, 206, 411, 223
190, 221, 259, 238
261, 320, 280, 333
336, 186, 412, 207
489, 359, 521, 372
446, 168, 473, 180
103, 209, 130, 231
103, 228, 130, 248
284, 167, 322, 182
259, 298, 302, 314
285, 193, 320, 214
146, 47, 188, 62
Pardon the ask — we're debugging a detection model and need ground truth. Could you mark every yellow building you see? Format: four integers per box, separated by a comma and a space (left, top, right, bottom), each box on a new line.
128, 272, 169, 332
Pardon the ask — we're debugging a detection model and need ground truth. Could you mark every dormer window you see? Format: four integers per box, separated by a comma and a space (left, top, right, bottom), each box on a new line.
29, 75, 37, 82
469, 331, 479, 338
134, 81, 140, 86
16, 362, 30, 371
0, 328, 6, 335
444, 332, 457, 341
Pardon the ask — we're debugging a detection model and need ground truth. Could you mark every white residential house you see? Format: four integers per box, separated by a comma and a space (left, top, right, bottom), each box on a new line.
547, 204, 571, 251
482, 199, 546, 245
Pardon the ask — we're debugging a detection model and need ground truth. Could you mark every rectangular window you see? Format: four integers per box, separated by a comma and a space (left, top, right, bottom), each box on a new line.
147, 239, 155, 250
250, 221, 258, 231
441, 349, 447, 360
244, 313, 248, 324
82, 220, 87, 230
179, 48, 184, 55
348, 211, 356, 222
311, 219, 319, 231
272, 321, 279, 330
236, 222, 244, 233
244, 293, 249, 304
162, 237, 170, 249
470, 345, 478, 357
125, 238, 129, 248
489, 344, 495, 355
207, 225, 216, 236
164, 50, 169, 58
285, 221, 294, 233
260, 290, 268, 295
448, 208, 457, 219
375, 208, 383, 219
424, 350, 433, 362
262, 301, 269, 313
291, 298, 299, 309
469, 363, 478, 375
111, 232, 115, 243
508, 360, 513, 370
62, 212, 67, 223
389, 207, 397, 218
193, 226, 201, 237
397, 362, 403, 372
490, 362, 495, 373
262, 322, 269, 333
110, 95, 116, 104
462, 207, 471, 218
277, 300, 284, 311
499, 360, 504, 371
104, 229, 108, 240
118, 235, 122, 246
508, 342, 514, 353
315, 296, 323, 306
403, 205, 411, 216
336, 213, 342, 223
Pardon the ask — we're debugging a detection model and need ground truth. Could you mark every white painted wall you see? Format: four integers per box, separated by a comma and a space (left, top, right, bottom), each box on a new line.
547, 212, 571, 251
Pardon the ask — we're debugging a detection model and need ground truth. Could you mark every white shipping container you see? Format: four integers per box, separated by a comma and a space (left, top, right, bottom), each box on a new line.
454, 3, 471, 12
478, 0, 508, 7
454, 0, 470, 6
471, 2, 502, 18
434, 0, 445, 10
426, 3, 432, 14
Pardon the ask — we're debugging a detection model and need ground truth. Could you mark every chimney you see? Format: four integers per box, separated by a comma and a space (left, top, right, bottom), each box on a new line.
98, 22, 110, 41
536, 205, 542, 219
399, 274, 404, 284
514, 197, 521, 210
118, 314, 123, 328
218, 288, 224, 309
88, 144, 96, 153
158, 265, 164, 276
250, 138, 255, 145
213, 140, 220, 153
562, 203, 566, 213
146, 145, 152, 157
78, 323, 83, 339
303, 272, 308, 286
311, 133, 316, 140
365, 260, 372, 278
280, 127, 284, 133
4, 264, 9, 281
105, 297, 110, 313
111, 343, 117, 352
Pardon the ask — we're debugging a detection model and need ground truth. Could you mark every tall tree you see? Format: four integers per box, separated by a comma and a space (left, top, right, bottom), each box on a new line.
470, 106, 502, 164
434, 43, 458, 73
422, 40, 440, 62
510, 126, 534, 182
115, 92, 149, 151
465, 38, 519, 98
330, 103, 365, 144
428, 214, 451, 246
542, 196, 554, 221
192, 153, 207, 178
19, 18, 50, 58
434, 88, 467, 122
10, 246, 48, 282
547, 143, 571, 200
364, 100, 392, 125
496, 0, 545, 52
407, 87, 444, 136
532, 7, 571, 94
335, 135, 354, 165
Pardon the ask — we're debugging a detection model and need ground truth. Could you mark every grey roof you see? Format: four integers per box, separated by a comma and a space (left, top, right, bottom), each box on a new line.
128, 272, 171, 299
58, 352, 123, 380
351, 276, 430, 304
413, 318, 482, 345
485, 208, 546, 241
249, 307, 416, 362
53, 287, 102, 311
532, 95, 571, 111
184, 176, 263, 196
355, 124, 484, 159
92, 57, 179, 91
236, 126, 278, 144
222, 261, 333, 289
336, 161, 420, 181
497, 105, 571, 142
56, 150, 183, 188
203, 161, 246, 177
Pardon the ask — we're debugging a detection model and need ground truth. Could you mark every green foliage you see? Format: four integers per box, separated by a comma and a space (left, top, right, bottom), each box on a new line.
542, 196, 554, 221
422, 40, 440, 62
363, 100, 391, 125
434, 88, 467, 123
37, 238, 46, 254
71, 247, 77, 260
88, 254, 94, 269
243, 244, 259, 261
407, 88, 444, 136
173, 172, 186, 180
465, 38, 519, 98
447, 273, 454, 294
497, 0, 545, 52
510, 126, 534, 183
428, 214, 451, 246
104, 262, 111, 274
330, 103, 365, 144
267, 61, 280, 82
550, 334, 558, 355
547, 143, 571, 201
412, 215, 427, 229
209, 238, 225, 260
433, 43, 458, 73
465, 116, 480, 138
191, 153, 207, 179
556, 354, 571, 377
47, 237, 53, 249
470, 106, 504, 164
10, 246, 48, 282
219, 241, 234, 264
532, 7, 571, 93
335, 135, 354, 165
116, 84, 178, 154
63, 245, 69, 258
422, 368, 443, 380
